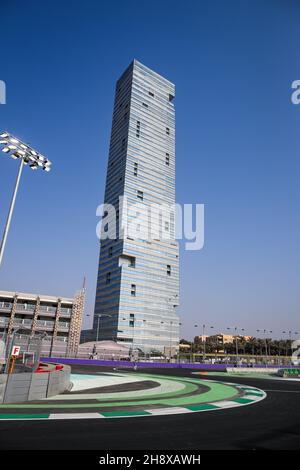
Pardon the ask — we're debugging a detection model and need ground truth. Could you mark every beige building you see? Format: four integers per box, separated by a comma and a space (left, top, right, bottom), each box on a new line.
179, 342, 191, 351
0, 289, 85, 357
195, 333, 252, 345
194, 335, 208, 344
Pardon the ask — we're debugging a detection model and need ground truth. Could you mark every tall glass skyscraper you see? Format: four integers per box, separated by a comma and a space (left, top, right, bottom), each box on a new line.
93, 60, 180, 354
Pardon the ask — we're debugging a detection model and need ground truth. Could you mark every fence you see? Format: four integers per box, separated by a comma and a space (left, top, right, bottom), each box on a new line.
0, 332, 71, 371
0, 332, 44, 373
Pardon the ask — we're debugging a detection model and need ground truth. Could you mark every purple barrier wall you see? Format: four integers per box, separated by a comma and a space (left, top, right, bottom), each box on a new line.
41, 357, 228, 369
41, 357, 289, 370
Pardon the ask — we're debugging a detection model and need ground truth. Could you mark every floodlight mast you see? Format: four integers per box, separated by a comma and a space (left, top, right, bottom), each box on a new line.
0, 131, 52, 267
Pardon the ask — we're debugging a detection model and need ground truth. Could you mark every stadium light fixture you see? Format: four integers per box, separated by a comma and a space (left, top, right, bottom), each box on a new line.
0, 131, 52, 267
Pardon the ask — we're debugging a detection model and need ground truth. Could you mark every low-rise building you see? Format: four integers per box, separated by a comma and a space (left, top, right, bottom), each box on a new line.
0, 289, 85, 357
197, 333, 252, 346
194, 335, 208, 344
179, 342, 191, 351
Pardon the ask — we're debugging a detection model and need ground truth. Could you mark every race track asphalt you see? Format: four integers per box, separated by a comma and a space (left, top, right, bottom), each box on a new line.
0, 365, 299, 450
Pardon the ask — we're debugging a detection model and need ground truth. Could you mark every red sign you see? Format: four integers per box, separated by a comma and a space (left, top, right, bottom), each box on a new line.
11, 346, 21, 356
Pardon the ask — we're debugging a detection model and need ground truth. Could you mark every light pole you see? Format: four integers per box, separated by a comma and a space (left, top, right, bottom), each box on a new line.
282, 330, 299, 365
166, 295, 179, 361
94, 314, 112, 343
168, 320, 181, 362
262, 329, 272, 365
131, 315, 136, 361
0, 132, 51, 267
227, 326, 244, 366
122, 316, 135, 361
92, 313, 112, 359
194, 324, 214, 363
170, 320, 173, 360
256, 329, 268, 366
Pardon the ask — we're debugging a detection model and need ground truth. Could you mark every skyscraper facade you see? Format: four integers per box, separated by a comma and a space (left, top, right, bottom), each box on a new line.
93, 60, 180, 354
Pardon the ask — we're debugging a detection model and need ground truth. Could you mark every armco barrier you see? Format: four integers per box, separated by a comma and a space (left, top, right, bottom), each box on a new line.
0, 363, 71, 404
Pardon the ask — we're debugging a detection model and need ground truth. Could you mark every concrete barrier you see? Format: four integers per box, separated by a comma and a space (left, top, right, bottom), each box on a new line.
0, 363, 71, 404
0, 375, 7, 403
226, 367, 280, 374
4, 373, 32, 403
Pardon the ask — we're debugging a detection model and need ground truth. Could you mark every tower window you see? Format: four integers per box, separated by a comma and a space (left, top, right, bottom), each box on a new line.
106, 272, 111, 284
134, 162, 138, 176
166, 153, 170, 165
142, 102, 148, 108
136, 121, 140, 138
137, 190, 143, 201
108, 247, 113, 257
166, 127, 170, 135
149, 91, 154, 97
131, 284, 136, 296
167, 265, 171, 276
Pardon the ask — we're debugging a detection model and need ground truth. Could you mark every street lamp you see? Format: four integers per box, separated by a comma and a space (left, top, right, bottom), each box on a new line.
0, 131, 51, 267
94, 313, 112, 343
166, 320, 181, 362
257, 329, 272, 366
227, 326, 244, 366
160, 320, 180, 361
166, 295, 179, 360
282, 330, 299, 365
121, 316, 136, 361
195, 324, 214, 363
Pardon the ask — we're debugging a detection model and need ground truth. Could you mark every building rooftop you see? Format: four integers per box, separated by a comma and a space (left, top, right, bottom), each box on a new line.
0, 290, 74, 304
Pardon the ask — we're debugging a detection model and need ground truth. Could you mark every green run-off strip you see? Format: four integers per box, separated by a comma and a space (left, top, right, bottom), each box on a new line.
0, 413, 49, 419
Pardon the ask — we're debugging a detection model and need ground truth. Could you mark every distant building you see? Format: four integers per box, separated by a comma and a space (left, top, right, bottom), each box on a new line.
179, 342, 191, 351
194, 335, 208, 344
0, 289, 85, 357
195, 333, 252, 346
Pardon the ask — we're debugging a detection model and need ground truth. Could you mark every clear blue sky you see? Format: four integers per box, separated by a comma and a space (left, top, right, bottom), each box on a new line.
0, 0, 299, 340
